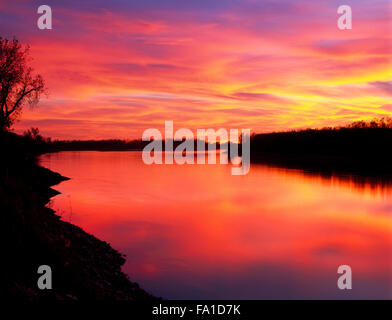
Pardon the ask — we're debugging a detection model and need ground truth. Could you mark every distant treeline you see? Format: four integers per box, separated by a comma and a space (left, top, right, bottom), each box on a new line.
47, 140, 236, 152
251, 118, 392, 155
24, 128, 232, 153
48, 138, 147, 151
250, 118, 392, 173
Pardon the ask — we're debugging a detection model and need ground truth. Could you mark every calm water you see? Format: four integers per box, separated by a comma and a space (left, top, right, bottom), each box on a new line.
39, 151, 392, 299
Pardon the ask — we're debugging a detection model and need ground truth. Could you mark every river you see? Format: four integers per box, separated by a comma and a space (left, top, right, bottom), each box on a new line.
39, 151, 392, 299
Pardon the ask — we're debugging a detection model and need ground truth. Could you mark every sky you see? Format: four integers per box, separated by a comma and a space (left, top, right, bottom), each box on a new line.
1, 0, 391, 139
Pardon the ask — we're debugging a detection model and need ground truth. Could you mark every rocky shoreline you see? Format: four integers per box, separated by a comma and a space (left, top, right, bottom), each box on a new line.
2, 132, 155, 300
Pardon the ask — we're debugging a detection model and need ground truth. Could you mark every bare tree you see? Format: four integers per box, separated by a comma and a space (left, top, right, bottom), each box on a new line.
0, 37, 45, 131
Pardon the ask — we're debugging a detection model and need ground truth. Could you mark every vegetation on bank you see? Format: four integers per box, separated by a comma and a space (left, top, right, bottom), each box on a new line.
23, 129, 231, 152
250, 118, 392, 173
251, 118, 392, 153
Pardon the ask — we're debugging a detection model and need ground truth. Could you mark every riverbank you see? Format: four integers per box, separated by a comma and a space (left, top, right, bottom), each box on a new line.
2, 132, 155, 300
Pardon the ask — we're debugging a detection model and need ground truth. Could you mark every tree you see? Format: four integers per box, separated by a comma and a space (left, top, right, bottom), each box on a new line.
23, 127, 42, 141
0, 37, 45, 131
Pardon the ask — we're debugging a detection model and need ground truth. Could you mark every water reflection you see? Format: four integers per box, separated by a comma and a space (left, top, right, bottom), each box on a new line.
40, 151, 392, 299
257, 164, 392, 198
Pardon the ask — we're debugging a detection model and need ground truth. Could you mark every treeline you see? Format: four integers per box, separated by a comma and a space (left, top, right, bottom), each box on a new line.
22, 128, 231, 152
19, 118, 392, 162
251, 118, 392, 155
250, 118, 392, 173
48, 138, 148, 152
46, 139, 231, 152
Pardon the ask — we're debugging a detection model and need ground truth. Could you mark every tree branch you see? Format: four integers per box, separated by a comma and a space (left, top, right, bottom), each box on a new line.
6, 87, 39, 117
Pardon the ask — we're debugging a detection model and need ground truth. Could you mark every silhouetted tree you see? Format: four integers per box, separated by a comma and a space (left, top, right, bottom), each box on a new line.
0, 37, 45, 131
23, 127, 43, 141
348, 117, 392, 129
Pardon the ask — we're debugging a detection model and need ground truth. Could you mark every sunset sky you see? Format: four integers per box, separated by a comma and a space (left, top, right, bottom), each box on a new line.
1, 0, 391, 139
